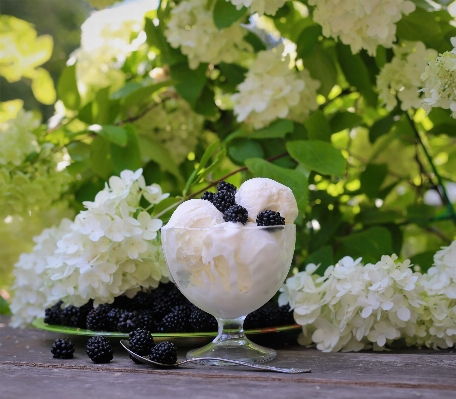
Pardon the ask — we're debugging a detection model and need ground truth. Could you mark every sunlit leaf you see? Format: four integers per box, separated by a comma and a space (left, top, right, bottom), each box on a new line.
31, 67, 56, 105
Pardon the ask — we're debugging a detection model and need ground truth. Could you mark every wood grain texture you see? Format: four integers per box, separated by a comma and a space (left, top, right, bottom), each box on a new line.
2, 315, 456, 399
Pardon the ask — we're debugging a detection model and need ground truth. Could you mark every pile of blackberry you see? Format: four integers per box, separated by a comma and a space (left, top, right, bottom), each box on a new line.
44, 282, 295, 333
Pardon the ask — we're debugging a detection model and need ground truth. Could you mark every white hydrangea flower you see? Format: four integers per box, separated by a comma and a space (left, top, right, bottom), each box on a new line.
0, 111, 73, 218
0, 109, 39, 166
284, 254, 425, 352
231, 44, 319, 129
307, 0, 416, 55
377, 41, 437, 111
10, 169, 170, 326
228, 0, 287, 16
9, 218, 73, 328
71, 0, 155, 100
134, 96, 204, 164
421, 38, 456, 117
164, 0, 251, 69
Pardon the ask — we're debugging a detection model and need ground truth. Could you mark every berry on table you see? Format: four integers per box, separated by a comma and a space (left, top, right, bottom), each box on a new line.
51, 338, 75, 359
129, 328, 155, 364
86, 336, 113, 363
149, 341, 178, 365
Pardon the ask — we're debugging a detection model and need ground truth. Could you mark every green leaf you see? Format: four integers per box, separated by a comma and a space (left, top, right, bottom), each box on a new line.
244, 31, 266, 52
111, 82, 143, 100
31, 67, 56, 105
218, 62, 247, 90
329, 111, 363, 133
336, 42, 377, 107
228, 138, 264, 165
359, 163, 388, 199
245, 158, 308, 215
429, 123, 456, 137
339, 226, 393, 264
287, 140, 347, 177
369, 114, 395, 143
306, 245, 334, 273
90, 136, 113, 179
410, 251, 435, 273
296, 25, 322, 59
124, 80, 174, 107
356, 209, 402, 225
193, 86, 218, 117
213, 0, 246, 29
183, 140, 221, 196
310, 206, 343, 252
91, 125, 128, 147
303, 110, 332, 141
170, 62, 207, 105
138, 136, 182, 181
250, 119, 294, 139
396, 7, 442, 44
81, 87, 112, 125
144, 18, 186, 65
57, 64, 81, 110
0, 296, 11, 315
67, 142, 90, 162
110, 125, 141, 174
303, 45, 337, 97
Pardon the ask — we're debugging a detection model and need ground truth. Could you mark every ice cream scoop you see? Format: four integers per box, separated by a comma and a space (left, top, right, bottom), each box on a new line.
166, 199, 223, 228
235, 178, 298, 224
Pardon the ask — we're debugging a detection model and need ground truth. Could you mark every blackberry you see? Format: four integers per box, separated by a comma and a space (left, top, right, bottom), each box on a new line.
211, 190, 235, 213
51, 338, 74, 359
149, 341, 177, 365
223, 204, 248, 224
201, 191, 215, 202
86, 336, 113, 363
44, 301, 63, 325
86, 305, 110, 331
137, 309, 156, 331
117, 311, 140, 333
278, 304, 295, 325
258, 302, 281, 327
105, 308, 123, 331
60, 301, 93, 328
189, 308, 218, 332
217, 181, 237, 195
256, 210, 285, 227
244, 309, 263, 330
129, 328, 155, 364
159, 304, 193, 333
150, 285, 189, 319
112, 295, 132, 310
129, 290, 154, 311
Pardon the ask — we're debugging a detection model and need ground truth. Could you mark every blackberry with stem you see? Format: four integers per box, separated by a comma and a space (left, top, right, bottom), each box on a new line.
86, 336, 113, 363
117, 310, 140, 333
223, 204, 248, 224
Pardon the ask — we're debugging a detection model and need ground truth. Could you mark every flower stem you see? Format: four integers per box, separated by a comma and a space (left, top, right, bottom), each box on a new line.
406, 112, 456, 225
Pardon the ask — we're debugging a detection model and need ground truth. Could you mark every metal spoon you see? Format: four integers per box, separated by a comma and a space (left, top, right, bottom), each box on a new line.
120, 340, 311, 374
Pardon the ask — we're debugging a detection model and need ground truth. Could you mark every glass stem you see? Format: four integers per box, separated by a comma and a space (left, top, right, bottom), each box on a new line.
216, 316, 247, 342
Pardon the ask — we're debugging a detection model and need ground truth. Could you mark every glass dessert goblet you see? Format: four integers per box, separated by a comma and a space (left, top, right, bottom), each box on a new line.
161, 223, 296, 364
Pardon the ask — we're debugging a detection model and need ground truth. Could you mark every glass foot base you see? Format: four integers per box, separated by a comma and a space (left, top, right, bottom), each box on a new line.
186, 337, 276, 365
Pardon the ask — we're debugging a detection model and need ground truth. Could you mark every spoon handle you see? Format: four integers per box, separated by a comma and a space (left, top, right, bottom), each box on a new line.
182, 357, 311, 374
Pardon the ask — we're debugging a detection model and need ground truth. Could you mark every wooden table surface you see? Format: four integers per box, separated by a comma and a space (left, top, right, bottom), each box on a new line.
1, 315, 456, 399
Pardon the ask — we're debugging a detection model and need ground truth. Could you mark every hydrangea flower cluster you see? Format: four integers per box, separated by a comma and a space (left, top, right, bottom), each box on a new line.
10, 169, 170, 327
232, 45, 319, 129
134, 96, 204, 164
227, 0, 287, 16
164, 0, 251, 70
280, 255, 426, 352
420, 38, 456, 117
10, 218, 73, 327
72, 0, 154, 100
377, 41, 437, 111
307, 0, 416, 55
0, 110, 72, 218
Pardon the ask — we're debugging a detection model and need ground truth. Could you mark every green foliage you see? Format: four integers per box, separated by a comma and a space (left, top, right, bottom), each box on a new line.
0, 296, 11, 315
213, 0, 247, 29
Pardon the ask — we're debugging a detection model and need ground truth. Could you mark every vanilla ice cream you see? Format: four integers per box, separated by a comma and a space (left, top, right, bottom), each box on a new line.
161, 223, 295, 319
235, 178, 298, 224
166, 199, 224, 228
